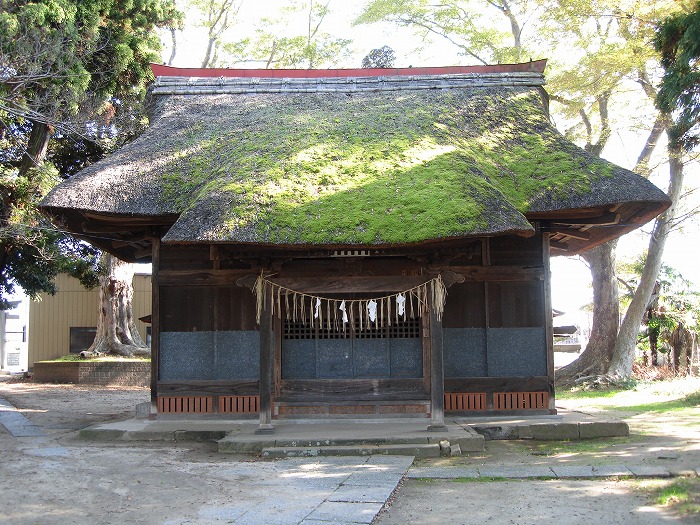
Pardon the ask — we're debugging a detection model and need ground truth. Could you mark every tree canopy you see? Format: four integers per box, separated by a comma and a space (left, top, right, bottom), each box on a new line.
0, 0, 181, 308
655, 1, 700, 151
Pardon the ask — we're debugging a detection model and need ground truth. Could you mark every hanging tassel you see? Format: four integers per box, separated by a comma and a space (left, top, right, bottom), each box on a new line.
254, 274, 263, 324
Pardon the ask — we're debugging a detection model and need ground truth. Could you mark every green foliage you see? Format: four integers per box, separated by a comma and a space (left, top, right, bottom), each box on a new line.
362, 45, 396, 68
618, 255, 700, 353
355, 0, 530, 64
655, 1, 700, 150
219, 1, 352, 68
0, 0, 180, 309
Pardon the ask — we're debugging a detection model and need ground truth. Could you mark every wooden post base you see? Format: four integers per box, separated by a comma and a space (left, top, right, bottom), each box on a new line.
255, 424, 275, 435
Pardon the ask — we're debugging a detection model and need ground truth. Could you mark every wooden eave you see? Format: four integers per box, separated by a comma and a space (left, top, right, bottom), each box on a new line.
530, 199, 670, 256
41, 207, 177, 262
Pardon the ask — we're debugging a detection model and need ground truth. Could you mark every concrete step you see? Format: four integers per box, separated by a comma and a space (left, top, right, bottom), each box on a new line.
218, 425, 484, 457
261, 443, 441, 458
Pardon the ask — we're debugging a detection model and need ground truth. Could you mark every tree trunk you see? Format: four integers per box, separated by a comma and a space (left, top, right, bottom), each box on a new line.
18, 121, 52, 178
608, 148, 684, 378
557, 240, 619, 379
88, 254, 149, 357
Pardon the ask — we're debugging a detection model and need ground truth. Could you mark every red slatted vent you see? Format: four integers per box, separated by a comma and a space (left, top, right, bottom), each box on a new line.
157, 396, 213, 414
219, 395, 260, 414
444, 393, 487, 411
494, 392, 549, 410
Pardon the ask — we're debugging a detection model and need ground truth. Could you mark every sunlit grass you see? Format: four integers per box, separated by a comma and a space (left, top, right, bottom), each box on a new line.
639, 478, 700, 518
557, 378, 700, 412
530, 436, 639, 456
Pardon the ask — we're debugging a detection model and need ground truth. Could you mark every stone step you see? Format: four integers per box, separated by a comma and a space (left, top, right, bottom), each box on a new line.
217, 429, 484, 455
261, 443, 441, 458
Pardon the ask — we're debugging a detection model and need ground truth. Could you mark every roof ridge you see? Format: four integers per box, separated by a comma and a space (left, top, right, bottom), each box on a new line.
150, 60, 547, 79
150, 72, 546, 96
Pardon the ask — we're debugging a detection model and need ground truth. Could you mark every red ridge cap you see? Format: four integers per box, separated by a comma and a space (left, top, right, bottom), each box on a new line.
151, 60, 547, 79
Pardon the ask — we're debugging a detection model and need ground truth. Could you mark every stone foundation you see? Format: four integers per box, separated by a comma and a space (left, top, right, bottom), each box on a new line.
32, 361, 150, 387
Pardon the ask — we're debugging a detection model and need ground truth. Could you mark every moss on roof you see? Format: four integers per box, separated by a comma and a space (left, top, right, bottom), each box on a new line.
41, 81, 668, 247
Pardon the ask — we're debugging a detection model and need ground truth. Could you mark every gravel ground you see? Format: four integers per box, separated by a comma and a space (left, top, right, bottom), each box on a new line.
0, 378, 698, 525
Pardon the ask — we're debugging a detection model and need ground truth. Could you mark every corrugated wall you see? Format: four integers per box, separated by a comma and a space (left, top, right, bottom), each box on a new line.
28, 273, 152, 366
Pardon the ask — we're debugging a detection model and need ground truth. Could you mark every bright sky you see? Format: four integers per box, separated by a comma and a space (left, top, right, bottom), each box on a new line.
164, 1, 700, 322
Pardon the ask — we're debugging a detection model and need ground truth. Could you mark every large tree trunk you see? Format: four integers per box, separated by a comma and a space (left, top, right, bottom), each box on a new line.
88, 254, 149, 357
557, 240, 619, 380
608, 148, 684, 378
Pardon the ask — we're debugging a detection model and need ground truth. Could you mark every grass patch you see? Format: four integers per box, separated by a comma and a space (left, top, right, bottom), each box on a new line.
530, 436, 638, 456
451, 476, 508, 483
641, 478, 700, 518
556, 389, 625, 400
605, 395, 699, 413
557, 378, 700, 413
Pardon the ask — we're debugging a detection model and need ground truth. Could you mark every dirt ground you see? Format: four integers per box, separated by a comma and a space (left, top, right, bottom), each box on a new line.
0, 379, 698, 524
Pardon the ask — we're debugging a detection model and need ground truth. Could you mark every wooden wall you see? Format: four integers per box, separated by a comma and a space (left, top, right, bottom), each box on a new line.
28, 273, 152, 365
154, 234, 554, 413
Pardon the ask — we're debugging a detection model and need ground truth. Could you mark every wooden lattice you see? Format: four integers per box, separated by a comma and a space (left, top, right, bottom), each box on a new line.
157, 396, 213, 414
444, 393, 487, 411
218, 395, 260, 414
493, 392, 549, 410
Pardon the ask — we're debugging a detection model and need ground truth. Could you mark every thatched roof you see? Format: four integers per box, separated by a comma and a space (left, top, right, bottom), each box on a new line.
41, 61, 669, 259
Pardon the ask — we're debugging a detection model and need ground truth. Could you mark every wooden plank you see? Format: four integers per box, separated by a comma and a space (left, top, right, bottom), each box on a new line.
150, 239, 160, 410
278, 379, 427, 401
158, 380, 259, 396
449, 266, 544, 282
159, 269, 254, 286
445, 376, 553, 394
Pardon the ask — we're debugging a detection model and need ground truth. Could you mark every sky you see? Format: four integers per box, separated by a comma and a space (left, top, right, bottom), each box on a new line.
162, 0, 700, 324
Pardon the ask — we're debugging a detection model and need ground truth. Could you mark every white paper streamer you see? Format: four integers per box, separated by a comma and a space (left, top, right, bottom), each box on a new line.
314, 297, 321, 319
367, 299, 377, 323
396, 293, 406, 316
339, 300, 348, 323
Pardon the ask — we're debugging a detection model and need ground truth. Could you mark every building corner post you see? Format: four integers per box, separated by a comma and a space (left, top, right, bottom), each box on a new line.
427, 303, 447, 431
256, 286, 275, 434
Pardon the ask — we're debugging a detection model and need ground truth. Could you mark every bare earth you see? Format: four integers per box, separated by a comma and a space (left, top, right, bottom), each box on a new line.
0, 379, 698, 525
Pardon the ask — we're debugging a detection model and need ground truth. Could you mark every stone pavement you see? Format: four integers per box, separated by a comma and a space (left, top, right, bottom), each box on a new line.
406, 463, 680, 480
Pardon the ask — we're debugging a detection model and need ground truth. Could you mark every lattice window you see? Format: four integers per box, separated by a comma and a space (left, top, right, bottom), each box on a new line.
284, 316, 420, 340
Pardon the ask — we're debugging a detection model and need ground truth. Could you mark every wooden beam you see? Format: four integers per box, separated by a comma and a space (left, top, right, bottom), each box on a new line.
260, 275, 433, 294
133, 247, 153, 259
549, 240, 569, 251
82, 211, 176, 225
450, 266, 544, 282
547, 228, 591, 241
553, 212, 620, 226
159, 269, 254, 286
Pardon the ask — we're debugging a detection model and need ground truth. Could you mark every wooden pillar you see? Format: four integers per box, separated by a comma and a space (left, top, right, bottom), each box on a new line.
256, 287, 275, 434
543, 233, 557, 414
150, 237, 160, 417
428, 301, 447, 431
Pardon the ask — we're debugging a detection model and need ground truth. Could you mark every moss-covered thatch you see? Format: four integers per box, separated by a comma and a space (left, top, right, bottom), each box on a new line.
41, 70, 669, 249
